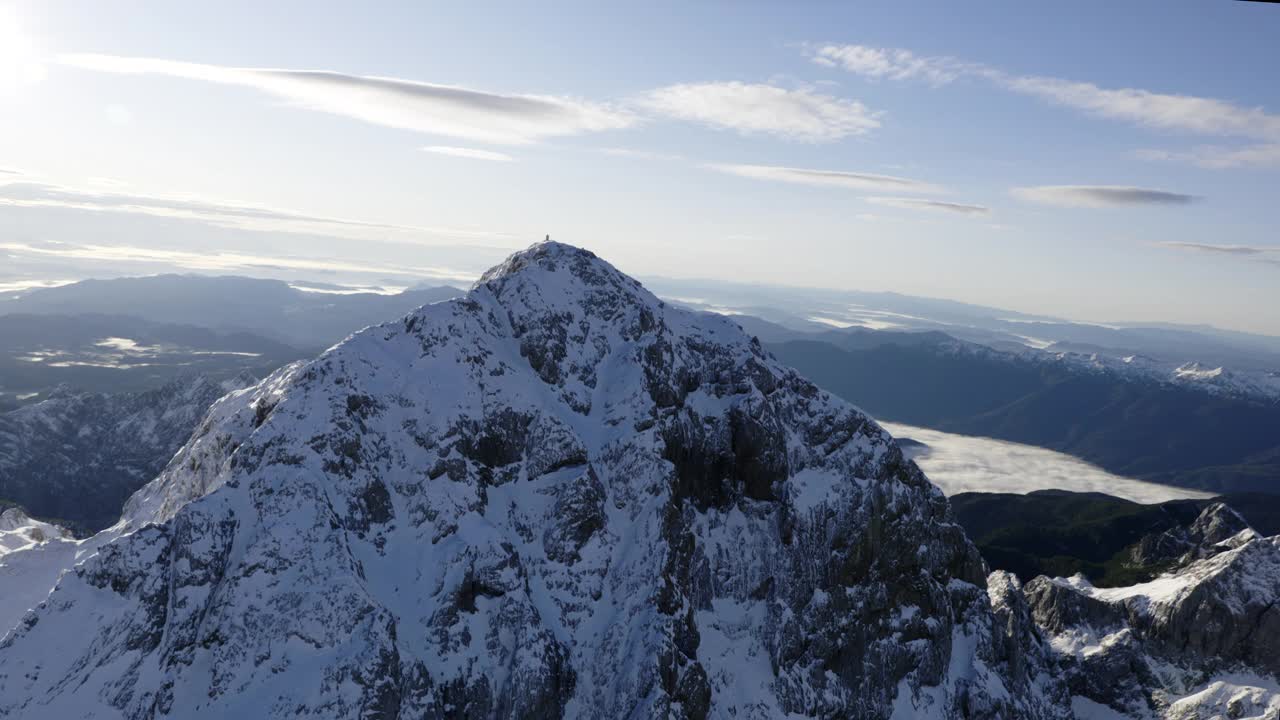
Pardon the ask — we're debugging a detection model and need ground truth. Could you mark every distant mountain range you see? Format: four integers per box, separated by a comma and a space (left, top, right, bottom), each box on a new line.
0, 275, 463, 405
754, 323, 1280, 494
1, 274, 463, 349
648, 275, 1280, 373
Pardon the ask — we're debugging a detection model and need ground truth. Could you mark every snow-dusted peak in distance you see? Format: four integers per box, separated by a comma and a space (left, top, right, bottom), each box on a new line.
0, 507, 70, 556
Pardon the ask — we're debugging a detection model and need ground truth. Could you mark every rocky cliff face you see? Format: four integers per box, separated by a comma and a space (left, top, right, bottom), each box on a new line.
0, 242, 1069, 719
0, 374, 253, 531
1025, 503, 1280, 718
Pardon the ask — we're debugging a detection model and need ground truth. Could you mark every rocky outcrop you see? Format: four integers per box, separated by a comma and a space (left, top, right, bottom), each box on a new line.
1024, 503, 1280, 718
0, 242, 1069, 719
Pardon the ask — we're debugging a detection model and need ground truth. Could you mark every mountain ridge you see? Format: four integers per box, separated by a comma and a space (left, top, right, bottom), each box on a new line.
0, 241, 1067, 718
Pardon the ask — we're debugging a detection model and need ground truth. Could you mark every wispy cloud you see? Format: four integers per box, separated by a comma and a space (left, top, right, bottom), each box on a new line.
1011, 185, 1197, 208
707, 163, 943, 193
810, 45, 973, 86
998, 75, 1280, 140
0, 167, 22, 175
810, 43, 1280, 166
0, 180, 509, 242
59, 54, 636, 145
0, 241, 480, 284
706, 164, 993, 215
864, 196, 989, 215
1136, 144, 1280, 169
596, 147, 685, 161
636, 82, 881, 142
1156, 241, 1279, 256
421, 146, 514, 162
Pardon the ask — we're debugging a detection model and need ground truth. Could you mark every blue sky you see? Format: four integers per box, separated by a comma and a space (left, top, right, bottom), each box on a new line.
1, 0, 1278, 333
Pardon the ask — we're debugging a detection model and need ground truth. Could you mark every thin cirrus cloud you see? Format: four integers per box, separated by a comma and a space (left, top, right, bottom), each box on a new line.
809, 43, 1280, 167
863, 196, 990, 216
61, 54, 885, 147
1155, 241, 1280, 270
707, 164, 992, 217
1156, 241, 1278, 256
0, 179, 509, 242
1011, 185, 1198, 208
1136, 144, 1280, 170
58, 54, 636, 145
636, 82, 882, 142
596, 147, 686, 161
421, 146, 515, 162
706, 163, 944, 193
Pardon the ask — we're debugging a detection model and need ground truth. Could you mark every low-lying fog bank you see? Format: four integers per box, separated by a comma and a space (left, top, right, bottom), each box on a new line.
881, 421, 1213, 504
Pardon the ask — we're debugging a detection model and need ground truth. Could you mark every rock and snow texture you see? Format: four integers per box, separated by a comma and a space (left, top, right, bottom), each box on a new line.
0, 507, 71, 557
0, 242, 1069, 719
1026, 503, 1280, 718
0, 507, 80, 644
0, 374, 254, 531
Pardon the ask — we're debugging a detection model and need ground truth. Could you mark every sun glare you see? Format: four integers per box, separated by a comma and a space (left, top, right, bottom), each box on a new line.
0, 8, 46, 93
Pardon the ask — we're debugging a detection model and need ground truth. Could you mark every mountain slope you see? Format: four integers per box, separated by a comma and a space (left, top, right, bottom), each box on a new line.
0, 374, 254, 531
0, 242, 1066, 719
1024, 509, 1280, 718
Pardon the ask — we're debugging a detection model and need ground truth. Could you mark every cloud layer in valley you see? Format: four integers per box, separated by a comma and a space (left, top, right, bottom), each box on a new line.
882, 422, 1212, 504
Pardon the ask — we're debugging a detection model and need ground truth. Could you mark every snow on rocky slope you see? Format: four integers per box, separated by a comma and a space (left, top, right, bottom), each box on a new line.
0, 375, 291, 637
0, 507, 71, 557
0, 507, 82, 647
1026, 503, 1280, 718
0, 242, 1070, 719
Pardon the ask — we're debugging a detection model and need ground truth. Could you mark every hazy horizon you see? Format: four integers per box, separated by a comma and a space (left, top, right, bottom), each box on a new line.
2, 0, 1278, 334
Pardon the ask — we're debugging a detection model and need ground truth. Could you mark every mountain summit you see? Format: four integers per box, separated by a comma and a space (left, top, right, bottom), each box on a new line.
0, 241, 1066, 718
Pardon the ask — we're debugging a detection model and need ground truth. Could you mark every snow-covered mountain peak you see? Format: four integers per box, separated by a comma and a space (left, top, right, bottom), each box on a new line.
477, 240, 640, 296
0, 241, 1071, 719
474, 240, 657, 332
